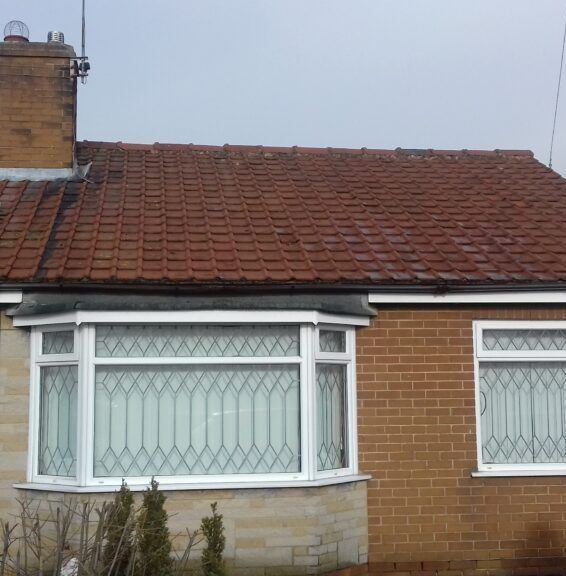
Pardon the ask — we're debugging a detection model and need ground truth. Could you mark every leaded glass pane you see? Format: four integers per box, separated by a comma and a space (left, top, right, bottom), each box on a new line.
94, 365, 300, 477
42, 330, 74, 355
319, 330, 346, 353
95, 325, 300, 358
39, 366, 77, 477
483, 329, 566, 351
532, 364, 566, 462
480, 362, 566, 464
317, 364, 347, 470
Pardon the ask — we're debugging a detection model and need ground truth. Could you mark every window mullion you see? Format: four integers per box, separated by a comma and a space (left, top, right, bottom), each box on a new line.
75, 325, 88, 486
87, 325, 97, 486
76, 325, 95, 487
347, 329, 358, 475
303, 325, 316, 481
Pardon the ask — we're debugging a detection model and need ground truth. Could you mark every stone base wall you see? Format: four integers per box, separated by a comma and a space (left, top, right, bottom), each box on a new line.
21, 482, 367, 575
0, 311, 30, 513
0, 312, 368, 575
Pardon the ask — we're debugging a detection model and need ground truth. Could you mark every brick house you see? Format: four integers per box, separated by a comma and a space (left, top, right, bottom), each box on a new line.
3, 28, 566, 576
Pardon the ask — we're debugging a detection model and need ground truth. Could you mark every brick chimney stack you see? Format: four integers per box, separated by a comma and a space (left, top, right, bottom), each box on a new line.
0, 24, 77, 179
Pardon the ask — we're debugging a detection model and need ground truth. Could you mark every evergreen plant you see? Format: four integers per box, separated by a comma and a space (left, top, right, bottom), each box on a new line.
135, 478, 173, 576
103, 480, 134, 576
200, 502, 227, 576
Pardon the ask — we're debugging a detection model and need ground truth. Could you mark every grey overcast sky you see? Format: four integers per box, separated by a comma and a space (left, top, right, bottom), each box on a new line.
6, 1, 566, 174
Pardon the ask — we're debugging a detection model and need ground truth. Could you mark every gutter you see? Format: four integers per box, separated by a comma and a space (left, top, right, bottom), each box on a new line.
2, 281, 566, 299
2, 280, 566, 294
4, 281, 566, 307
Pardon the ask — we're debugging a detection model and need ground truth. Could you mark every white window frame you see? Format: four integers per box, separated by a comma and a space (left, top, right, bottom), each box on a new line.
315, 325, 357, 480
22, 310, 367, 490
29, 323, 81, 487
37, 326, 79, 362
474, 320, 566, 476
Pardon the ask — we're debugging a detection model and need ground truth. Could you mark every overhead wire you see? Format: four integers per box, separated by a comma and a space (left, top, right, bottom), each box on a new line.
549, 15, 566, 168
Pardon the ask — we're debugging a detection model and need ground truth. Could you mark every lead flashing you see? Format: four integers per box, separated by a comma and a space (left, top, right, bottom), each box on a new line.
0, 168, 74, 182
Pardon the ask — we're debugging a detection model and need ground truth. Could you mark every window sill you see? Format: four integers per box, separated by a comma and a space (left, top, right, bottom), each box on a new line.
472, 469, 566, 478
14, 474, 372, 493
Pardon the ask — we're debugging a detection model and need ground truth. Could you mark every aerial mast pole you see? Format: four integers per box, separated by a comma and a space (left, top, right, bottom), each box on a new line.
78, 0, 90, 83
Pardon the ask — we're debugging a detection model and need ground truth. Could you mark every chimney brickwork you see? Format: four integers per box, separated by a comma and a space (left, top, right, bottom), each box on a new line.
0, 41, 76, 170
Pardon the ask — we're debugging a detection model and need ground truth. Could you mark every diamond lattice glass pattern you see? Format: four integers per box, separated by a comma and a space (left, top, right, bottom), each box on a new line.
42, 331, 74, 355
39, 366, 78, 477
317, 364, 347, 470
96, 325, 300, 358
319, 330, 346, 353
94, 365, 300, 477
483, 329, 566, 351
480, 362, 566, 464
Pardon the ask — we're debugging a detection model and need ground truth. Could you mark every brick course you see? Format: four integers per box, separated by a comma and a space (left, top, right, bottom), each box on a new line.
358, 306, 566, 575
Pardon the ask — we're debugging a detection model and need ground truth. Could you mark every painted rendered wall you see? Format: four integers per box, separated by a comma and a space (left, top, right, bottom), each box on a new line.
358, 306, 566, 575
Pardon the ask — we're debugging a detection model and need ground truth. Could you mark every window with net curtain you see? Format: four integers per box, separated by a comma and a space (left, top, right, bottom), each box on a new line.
476, 324, 566, 471
33, 323, 355, 487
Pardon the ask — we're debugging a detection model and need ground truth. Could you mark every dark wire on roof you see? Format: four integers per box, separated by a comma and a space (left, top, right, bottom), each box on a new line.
549, 15, 566, 169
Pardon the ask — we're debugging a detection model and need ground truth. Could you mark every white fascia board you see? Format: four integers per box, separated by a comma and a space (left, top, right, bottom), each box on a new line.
0, 291, 22, 304
368, 291, 566, 305
13, 309, 370, 328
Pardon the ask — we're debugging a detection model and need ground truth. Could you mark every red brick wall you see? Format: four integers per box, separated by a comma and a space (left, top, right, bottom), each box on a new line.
0, 42, 76, 169
357, 306, 566, 575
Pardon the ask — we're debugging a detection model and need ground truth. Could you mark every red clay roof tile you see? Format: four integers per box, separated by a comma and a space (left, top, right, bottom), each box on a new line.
0, 142, 564, 287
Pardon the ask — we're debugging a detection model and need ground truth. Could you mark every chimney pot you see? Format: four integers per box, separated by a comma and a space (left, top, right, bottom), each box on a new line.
47, 31, 65, 43
3, 20, 29, 42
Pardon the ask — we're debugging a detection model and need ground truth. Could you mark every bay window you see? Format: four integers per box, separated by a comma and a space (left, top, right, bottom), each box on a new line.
475, 321, 566, 474
24, 312, 362, 489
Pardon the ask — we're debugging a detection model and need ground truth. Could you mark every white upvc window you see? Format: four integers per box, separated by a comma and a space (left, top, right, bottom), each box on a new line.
24, 311, 364, 489
474, 321, 566, 475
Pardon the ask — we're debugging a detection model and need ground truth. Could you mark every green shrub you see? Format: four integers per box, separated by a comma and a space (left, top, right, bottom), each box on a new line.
103, 480, 135, 576
200, 502, 227, 576
135, 478, 174, 576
